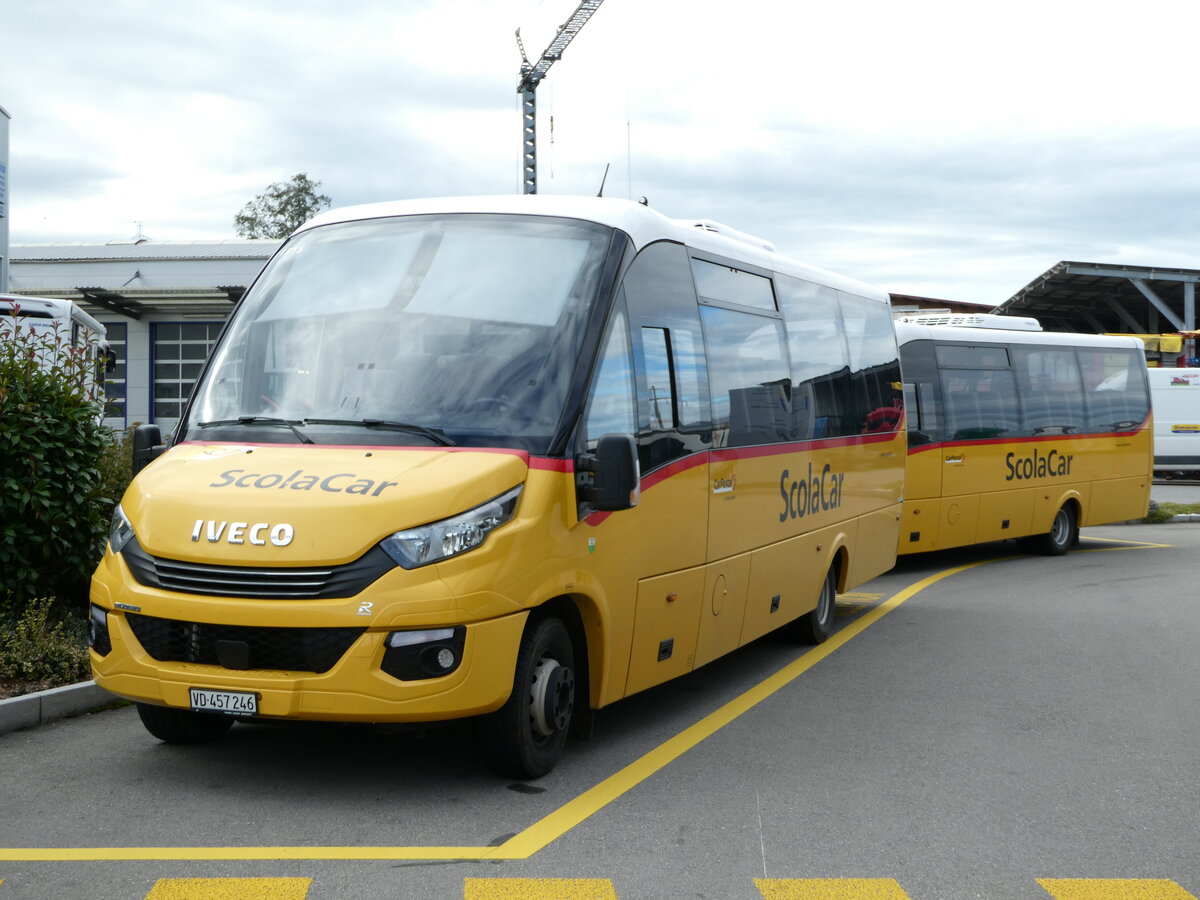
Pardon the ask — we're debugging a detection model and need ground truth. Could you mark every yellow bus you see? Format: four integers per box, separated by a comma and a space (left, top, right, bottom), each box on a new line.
894, 315, 1152, 556
89, 196, 904, 777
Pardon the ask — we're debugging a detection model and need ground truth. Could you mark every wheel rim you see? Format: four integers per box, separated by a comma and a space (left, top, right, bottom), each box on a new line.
1051, 509, 1070, 546
529, 656, 574, 738
818, 573, 834, 625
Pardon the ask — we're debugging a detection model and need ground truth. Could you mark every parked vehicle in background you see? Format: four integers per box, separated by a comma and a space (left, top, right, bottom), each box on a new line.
88, 195, 905, 778
0, 293, 114, 400
1146, 367, 1200, 477
895, 314, 1153, 555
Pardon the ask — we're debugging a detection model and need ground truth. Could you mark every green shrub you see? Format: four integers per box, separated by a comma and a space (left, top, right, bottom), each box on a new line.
98, 424, 136, 511
0, 317, 111, 612
0, 596, 90, 684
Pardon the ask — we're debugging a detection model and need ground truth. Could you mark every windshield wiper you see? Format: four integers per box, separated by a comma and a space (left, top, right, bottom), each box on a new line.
195, 416, 314, 444
302, 418, 456, 446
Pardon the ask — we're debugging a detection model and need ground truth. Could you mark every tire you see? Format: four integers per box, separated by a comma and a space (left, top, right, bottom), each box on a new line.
136, 702, 235, 744
1019, 503, 1079, 556
479, 615, 576, 779
789, 564, 838, 644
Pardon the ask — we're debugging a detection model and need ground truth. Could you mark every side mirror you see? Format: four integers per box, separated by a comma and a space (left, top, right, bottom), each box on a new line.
132, 424, 166, 475
103, 347, 118, 374
576, 433, 640, 511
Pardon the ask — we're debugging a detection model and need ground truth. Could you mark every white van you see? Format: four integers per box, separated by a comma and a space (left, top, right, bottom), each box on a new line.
1148, 368, 1200, 475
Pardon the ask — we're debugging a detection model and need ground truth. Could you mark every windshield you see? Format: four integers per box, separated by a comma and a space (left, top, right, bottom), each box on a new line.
182, 214, 613, 452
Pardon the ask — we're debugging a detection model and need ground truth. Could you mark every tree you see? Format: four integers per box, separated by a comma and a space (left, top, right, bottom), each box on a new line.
233, 173, 332, 239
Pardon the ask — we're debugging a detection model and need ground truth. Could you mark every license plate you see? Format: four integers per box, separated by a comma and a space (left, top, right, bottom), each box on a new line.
189, 688, 258, 716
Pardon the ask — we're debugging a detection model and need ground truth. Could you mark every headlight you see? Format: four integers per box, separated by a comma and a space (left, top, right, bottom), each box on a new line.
380, 485, 522, 569
109, 504, 136, 554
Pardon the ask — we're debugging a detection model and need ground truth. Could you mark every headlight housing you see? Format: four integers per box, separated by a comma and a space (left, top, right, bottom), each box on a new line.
109, 504, 136, 554
380, 485, 522, 569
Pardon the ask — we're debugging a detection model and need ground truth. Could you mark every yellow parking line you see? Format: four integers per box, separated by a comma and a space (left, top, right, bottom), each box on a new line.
1079, 535, 1173, 549
464, 877, 618, 899
0, 538, 1162, 862
145, 877, 312, 899
493, 561, 988, 859
755, 878, 912, 899
1038, 878, 1198, 899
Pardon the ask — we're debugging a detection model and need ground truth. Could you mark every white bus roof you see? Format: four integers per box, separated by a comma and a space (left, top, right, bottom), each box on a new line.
894, 319, 1145, 352
0, 293, 107, 338
296, 195, 890, 305
897, 312, 1043, 331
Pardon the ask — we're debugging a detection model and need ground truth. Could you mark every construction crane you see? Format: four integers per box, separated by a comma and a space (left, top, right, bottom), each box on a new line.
515, 0, 605, 194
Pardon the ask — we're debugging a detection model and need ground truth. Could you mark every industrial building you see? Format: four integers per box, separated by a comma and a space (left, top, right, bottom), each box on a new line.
8, 240, 279, 435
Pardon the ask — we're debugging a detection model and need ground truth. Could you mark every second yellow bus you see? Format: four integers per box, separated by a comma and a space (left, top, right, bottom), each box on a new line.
895, 315, 1152, 556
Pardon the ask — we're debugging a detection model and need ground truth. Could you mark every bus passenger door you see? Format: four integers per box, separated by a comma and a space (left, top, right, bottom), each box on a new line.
695, 299, 793, 669
615, 243, 712, 698
898, 341, 945, 552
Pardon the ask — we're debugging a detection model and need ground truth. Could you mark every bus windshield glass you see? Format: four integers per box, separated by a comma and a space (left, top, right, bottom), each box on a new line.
184, 214, 613, 452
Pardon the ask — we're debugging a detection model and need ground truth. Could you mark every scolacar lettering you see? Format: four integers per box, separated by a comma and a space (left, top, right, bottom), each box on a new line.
778, 463, 844, 522
210, 468, 398, 497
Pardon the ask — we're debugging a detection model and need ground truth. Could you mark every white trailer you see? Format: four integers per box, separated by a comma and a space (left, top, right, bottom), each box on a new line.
0, 293, 113, 398
1148, 367, 1200, 474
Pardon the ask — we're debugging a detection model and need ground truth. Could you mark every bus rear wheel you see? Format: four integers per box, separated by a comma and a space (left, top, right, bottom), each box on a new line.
136, 702, 235, 744
1019, 503, 1078, 556
480, 615, 576, 780
789, 564, 838, 644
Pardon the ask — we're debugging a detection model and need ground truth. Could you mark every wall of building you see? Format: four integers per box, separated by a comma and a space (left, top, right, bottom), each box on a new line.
9, 240, 278, 436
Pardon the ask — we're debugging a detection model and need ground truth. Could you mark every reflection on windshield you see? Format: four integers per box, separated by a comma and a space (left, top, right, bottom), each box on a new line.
185, 214, 612, 452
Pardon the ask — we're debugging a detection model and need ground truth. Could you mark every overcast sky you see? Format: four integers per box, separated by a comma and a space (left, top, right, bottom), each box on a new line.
4, 0, 1199, 305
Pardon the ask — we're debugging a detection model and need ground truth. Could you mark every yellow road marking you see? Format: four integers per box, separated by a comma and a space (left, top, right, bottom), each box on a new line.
145, 877, 311, 899
1079, 535, 1173, 549
0, 538, 1163, 862
464, 877, 618, 899
1038, 879, 1198, 899
755, 878, 912, 899
493, 561, 989, 859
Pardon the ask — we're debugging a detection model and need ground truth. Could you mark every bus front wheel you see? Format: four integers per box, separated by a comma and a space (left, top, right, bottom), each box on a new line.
1019, 504, 1078, 556
135, 702, 235, 744
480, 615, 576, 780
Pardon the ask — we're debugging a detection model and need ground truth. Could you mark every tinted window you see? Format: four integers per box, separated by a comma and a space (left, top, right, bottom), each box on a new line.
700, 306, 791, 447
776, 276, 854, 439
940, 367, 1020, 440
1013, 346, 1086, 435
584, 309, 636, 444
936, 344, 1010, 369
840, 291, 903, 434
642, 327, 675, 430
898, 339, 943, 445
1078, 347, 1150, 431
621, 242, 712, 473
690, 257, 776, 310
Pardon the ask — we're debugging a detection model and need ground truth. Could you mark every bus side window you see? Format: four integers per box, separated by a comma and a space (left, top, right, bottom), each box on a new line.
898, 339, 944, 443
583, 309, 636, 449
838, 291, 903, 435
620, 241, 712, 473
699, 305, 792, 448
776, 276, 854, 439
1012, 345, 1085, 436
1077, 347, 1150, 432
642, 327, 675, 430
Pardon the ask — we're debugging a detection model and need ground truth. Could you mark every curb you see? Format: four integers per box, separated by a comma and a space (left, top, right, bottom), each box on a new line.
0, 681, 119, 737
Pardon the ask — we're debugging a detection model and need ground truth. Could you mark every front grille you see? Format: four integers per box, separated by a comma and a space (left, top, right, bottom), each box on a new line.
120, 538, 393, 599
126, 613, 365, 673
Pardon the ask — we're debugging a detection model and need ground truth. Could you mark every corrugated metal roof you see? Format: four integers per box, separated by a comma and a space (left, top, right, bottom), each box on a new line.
11, 240, 281, 262
995, 260, 1200, 334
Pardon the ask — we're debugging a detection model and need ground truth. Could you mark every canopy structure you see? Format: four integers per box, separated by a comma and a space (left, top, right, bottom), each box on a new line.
995, 261, 1200, 337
